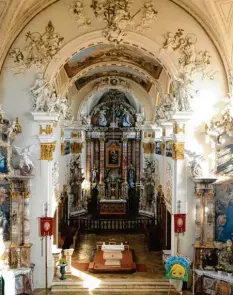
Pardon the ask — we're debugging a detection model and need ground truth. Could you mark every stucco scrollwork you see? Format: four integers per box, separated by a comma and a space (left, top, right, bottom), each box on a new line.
163, 29, 215, 79
205, 95, 233, 149
69, 1, 92, 28
93, 76, 130, 92
185, 149, 205, 178
91, 0, 158, 44
9, 21, 64, 74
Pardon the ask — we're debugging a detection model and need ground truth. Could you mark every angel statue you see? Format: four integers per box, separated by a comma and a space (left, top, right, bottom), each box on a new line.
14, 145, 36, 175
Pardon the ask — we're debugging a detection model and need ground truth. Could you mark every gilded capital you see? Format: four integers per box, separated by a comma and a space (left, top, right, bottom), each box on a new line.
143, 142, 154, 154
61, 142, 66, 156
159, 142, 165, 155
23, 192, 30, 198
71, 142, 83, 154
40, 142, 56, 160
172, 142, 184, 160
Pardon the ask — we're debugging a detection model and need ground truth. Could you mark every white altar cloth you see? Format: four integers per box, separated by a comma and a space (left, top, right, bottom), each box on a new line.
101, 243, 124, 266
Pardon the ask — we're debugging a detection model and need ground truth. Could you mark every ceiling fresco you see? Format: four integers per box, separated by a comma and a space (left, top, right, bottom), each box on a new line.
64, 44, 163, 80
75, 70, 152, 92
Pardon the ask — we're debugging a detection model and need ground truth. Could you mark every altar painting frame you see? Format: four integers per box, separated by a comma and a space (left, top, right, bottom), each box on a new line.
0, 179, 10, 242
106, 144, 121, 168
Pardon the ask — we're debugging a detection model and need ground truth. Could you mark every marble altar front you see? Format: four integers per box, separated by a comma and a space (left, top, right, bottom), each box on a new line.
99, 199, 127, 215
101, 243, 124, 266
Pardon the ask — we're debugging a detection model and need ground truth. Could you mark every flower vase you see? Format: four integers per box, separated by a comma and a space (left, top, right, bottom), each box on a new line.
217, 271, 222, 275
59, 264, 67, 280
227, 273, 232, 277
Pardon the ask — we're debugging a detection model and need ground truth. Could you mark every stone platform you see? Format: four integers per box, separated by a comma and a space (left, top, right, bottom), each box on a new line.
51, 276, 176, 293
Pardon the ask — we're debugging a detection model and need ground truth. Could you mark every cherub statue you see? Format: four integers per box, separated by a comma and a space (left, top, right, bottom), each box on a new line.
14, 145, 36, 172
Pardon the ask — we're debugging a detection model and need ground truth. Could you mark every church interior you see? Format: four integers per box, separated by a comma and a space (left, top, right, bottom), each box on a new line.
0, 0, 233, 294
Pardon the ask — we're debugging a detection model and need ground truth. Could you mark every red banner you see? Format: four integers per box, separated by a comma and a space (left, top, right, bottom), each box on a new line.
39, 217, 53, 236
174, 214, 186, 233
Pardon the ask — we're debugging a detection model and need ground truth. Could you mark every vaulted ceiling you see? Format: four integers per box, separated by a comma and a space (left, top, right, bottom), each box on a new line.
0, 0, 233, 73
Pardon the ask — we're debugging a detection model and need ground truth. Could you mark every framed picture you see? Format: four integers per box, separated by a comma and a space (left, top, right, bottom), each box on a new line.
106, 144, 121, 168
0, 141, 11, 177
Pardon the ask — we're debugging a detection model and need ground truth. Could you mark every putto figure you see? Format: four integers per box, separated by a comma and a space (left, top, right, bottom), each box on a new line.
14, 144, 36, 175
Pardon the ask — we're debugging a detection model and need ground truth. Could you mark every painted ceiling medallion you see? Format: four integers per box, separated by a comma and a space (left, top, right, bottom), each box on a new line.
9, 21, 64, 74
90, 0, 158, 44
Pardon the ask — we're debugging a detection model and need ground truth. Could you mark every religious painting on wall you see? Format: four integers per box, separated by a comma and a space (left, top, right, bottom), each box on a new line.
0, 180, 10, 241
106, 144, 121, 168
215, 181, 233, 242
0, 145, 8, 175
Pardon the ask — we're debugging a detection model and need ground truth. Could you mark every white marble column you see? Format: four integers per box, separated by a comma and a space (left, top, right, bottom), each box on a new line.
52, 250, 62, 278
64, 248, 74, 274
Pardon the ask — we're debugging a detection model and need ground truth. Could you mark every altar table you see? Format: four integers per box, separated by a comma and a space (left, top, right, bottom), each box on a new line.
101, 243, 124, 266
99, 199, 126, 215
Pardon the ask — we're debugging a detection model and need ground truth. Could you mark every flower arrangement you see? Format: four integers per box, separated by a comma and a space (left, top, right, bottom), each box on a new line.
59, 258, 67, 265
215, 265, 223, 271
226, 267, 232, 274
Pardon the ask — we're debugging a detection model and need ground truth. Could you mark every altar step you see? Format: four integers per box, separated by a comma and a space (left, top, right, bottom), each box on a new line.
51, 279, 176, 293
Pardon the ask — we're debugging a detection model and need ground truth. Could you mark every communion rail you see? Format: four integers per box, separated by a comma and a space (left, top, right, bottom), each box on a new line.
69, 217, 155, 232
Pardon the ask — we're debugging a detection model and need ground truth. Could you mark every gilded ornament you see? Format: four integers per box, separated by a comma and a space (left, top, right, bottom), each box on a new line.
40, 124, 53, 135
60, 129, 64, 138
13, 117, 22, 134
159, 142, 165, 155
143, 142, 154, 154
23, 192, 30, 199
70, 132, 78, 138
173, 123, 185, 134
40, 142, 56, 160
71, 142, 83, 154
171, 142, 185, 160
61, 142, 66, 156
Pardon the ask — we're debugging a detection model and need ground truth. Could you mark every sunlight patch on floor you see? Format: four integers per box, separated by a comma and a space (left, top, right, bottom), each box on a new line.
71, 266, 101, 291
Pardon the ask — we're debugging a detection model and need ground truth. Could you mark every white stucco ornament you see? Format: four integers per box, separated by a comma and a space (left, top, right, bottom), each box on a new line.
14, 144, 36, 175
52, 161, 59, 187
91, 0, 158, 44
185, 149, 205, 178
154, 93, 177, 125
9, 21, 64, 74
93, 76, 130, 92
173, 72, 197, 112
69, 1, 92, 28
163, 29, 215, 79
29, 73, 73, 121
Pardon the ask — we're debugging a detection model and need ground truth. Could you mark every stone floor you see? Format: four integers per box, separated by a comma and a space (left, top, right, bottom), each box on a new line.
41, 233, 192, 294
71, 233, 165, 279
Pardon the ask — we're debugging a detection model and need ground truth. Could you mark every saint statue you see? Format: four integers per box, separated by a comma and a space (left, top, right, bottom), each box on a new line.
122, 109, 131, 127
98, 110, 107, 127
92, 165, 99, 183
127, 164, 135, 189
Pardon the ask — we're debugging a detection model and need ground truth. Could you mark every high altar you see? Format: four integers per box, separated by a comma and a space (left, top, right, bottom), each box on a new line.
82, 90, 143, 215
